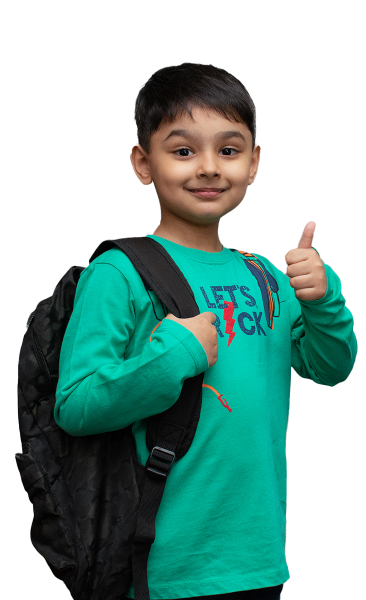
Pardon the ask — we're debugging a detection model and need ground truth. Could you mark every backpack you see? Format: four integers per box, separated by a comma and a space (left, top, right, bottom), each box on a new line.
16, 236, 208, 600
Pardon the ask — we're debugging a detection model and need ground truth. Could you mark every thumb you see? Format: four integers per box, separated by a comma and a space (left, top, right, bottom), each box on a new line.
298, 221, 316, 249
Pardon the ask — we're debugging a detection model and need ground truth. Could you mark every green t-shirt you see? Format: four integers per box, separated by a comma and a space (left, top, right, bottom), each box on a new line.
55, 234, 357, 598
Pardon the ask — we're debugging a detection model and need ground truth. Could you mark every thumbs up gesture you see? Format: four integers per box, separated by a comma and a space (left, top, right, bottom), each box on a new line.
285, 222, 327, 301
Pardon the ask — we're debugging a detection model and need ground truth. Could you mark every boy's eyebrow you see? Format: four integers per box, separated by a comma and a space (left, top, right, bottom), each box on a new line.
163, 129, 247, 143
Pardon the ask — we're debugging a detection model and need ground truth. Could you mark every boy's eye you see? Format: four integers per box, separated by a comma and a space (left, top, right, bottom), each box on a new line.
174, 148, 192, 156
221, 148, 238, 156
174, 148, 238, 156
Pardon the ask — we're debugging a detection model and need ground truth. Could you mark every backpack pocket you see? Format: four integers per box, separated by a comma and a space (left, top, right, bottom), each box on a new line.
15, 443, 78, 591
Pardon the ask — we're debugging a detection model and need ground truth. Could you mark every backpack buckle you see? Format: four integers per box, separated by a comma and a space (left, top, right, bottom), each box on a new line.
146, 446, 176, 480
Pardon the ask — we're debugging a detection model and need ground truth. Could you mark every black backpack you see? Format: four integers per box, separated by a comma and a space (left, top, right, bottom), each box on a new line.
16, 237, 208, 600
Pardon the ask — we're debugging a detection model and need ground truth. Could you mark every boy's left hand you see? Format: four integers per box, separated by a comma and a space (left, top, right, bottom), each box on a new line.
285, 221, 327, 301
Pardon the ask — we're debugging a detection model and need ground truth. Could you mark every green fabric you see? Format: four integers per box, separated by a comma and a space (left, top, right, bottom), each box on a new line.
55, 234, 357, 598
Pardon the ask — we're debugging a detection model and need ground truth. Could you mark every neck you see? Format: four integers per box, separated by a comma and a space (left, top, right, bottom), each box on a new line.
152, 221, 223, 253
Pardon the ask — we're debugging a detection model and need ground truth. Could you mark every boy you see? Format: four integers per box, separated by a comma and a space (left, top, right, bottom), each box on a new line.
55, 63, 357, 600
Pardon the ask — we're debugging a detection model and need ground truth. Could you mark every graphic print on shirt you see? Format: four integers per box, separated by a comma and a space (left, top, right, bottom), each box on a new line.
149, 250, 280, 414
201, 251, 281, 413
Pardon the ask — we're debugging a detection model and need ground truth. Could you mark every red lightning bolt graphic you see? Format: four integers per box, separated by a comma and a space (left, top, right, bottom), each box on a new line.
223, 301, 236, 347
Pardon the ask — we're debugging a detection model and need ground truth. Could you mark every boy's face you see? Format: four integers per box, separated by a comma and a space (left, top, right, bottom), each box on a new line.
131, 107, 260, 228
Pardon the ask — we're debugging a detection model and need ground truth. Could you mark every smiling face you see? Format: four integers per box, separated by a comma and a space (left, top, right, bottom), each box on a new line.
131, 107, 260, 244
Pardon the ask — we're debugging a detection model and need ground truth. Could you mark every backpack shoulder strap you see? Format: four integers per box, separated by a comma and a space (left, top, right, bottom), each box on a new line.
90, 236, 203, 452
90, 236, 205, 600
89, 236, 197, 318
89, 237, 203, 456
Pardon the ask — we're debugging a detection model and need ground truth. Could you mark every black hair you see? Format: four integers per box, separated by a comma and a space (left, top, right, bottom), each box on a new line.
135, 63, 256, 152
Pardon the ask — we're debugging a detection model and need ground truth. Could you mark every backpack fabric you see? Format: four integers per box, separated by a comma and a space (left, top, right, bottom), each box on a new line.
16, 237, 207, 600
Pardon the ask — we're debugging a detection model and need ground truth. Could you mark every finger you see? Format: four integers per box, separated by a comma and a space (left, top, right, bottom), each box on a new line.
284, 248, 309, 266
298, 221, 316, 249
289, 274, 313, 290
286, 261, 311, 278
203, 311, 217, 324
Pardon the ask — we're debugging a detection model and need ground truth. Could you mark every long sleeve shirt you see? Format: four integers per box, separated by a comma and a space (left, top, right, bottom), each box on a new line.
55, 234, 357, 598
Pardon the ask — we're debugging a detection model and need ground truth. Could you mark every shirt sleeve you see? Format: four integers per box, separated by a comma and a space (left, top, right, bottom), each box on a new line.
55, 262, 209, 436
283, 255, 358, 386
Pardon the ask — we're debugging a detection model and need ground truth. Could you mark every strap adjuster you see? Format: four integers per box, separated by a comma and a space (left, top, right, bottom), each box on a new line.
146, 446, 176, 480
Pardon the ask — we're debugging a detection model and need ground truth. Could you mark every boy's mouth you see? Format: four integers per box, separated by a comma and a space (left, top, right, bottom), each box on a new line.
188, 188, 226, 198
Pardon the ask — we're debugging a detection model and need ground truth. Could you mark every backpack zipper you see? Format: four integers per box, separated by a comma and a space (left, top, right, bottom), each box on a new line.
32, 329, 55, 391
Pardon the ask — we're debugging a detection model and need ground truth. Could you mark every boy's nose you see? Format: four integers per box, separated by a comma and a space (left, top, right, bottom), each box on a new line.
197, 153, 220, 177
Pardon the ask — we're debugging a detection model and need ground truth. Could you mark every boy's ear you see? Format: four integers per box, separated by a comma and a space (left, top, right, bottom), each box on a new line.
130, 145, 152, 185
249, 144, 262, 185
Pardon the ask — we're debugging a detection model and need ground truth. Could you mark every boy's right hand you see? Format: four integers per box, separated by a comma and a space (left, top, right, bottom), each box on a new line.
164, 312, 218, 368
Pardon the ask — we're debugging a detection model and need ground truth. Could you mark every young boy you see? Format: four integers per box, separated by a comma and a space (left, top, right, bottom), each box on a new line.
55, 63, 357, 600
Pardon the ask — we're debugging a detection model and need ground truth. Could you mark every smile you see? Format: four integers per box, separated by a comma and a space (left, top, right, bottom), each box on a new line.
188, 188, 226, 198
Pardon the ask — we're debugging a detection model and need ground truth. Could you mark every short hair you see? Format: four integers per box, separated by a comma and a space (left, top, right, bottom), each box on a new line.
135, 63, 256, 152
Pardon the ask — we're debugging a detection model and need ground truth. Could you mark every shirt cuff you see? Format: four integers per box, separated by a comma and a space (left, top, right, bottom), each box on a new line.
157, 317, 209, 374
